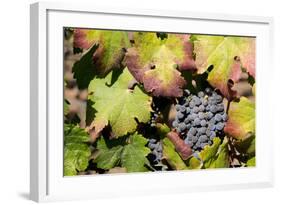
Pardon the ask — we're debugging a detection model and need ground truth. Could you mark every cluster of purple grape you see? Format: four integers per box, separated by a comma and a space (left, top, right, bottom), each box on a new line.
172, 88, 227, 152
147, 138, 163, 164
149, 103, 161, 127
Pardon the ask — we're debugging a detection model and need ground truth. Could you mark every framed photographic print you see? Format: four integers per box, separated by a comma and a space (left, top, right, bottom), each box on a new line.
30, 2, 274, 202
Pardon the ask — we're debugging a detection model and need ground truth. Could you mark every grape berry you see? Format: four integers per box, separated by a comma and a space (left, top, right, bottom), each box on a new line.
172, 88, 227, 152
147, 138, 163, 163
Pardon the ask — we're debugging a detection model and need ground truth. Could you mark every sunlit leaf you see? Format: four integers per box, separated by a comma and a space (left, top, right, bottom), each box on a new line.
199, 137, 221, 168
209, 137, 229, 168
193, 35, 255, 99
187, 156, 202, 169
64, 125, 91, 176
73, 29, 130, 82
224, 97, 255, 139
121, 133, 151, 172
88, 68, 152, 138
162, 138, 188, 170
125, 32, 195, 97
246, 157, 256, 167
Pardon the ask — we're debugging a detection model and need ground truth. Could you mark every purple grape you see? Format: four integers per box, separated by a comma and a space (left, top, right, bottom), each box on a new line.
172, 121, 178, 128
200, 120, 207, 127
198, 91, 205, 98
210, 105, 217, 113
177, 112, 184, 119
199, 135, 208, 142
214, 113, 222, 122
216, 122, 225, 131
199, 105, 205, 112
193, 118, 201, 126
175, 104, 181, 111
179, 106, 186, 113
173, 87, 227, 152
198, 112, 205, 119
186, 107, 191, 114
198, 127, 207, 134
193, 106, 200, 113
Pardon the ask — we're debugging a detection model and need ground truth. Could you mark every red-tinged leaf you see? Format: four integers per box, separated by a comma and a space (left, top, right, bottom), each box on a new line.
73, 28, 130, 76
193, 35, 255, 99
167, 131, 192, 160
242, 40, 256, 77
224, 97, 255, 139
125, 32, 196, 97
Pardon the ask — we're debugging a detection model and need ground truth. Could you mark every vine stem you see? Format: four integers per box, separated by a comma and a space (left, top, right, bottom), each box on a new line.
226, 99, 231, 114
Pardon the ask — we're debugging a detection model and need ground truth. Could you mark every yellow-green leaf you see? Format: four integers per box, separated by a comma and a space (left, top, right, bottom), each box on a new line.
125, 32, 195, 97
193, 35, 255, 99
162, 137, 188, 170
73, 29, 130, 77
88, 68, 152, 138
209, 137, 229, 168
199, 137, 221, 168
247, 157, 256, 167
224, 97, 255, 139
64, 125, 91, 176
121, 133, 151, 172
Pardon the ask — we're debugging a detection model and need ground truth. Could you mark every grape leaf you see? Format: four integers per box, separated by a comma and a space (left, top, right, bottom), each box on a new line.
224, 97, 255, 140
73, 29, 130, 79
209, 137, 229, 168
193, 35, 255, 99
121, 133, 151, 172
64, 100, 70, 116
64, 125, 91, 176
64, 124, 90, 144
162, 137, 188, 170
125, 32, 196, 97
246, 157, 256, 167
88, 68, 152, 138
94, 137, 123, 170
187, 157, 202, 169
167, 131, 192, 160
94, 133, 151, 172
199, 137, 221, 168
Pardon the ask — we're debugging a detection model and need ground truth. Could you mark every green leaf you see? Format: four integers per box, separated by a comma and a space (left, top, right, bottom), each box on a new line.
64, 100, 70, 116
73, 29, 130, 77
64, 124, 90, 144
246, 157, 256, 167
95, 146, 123, 170
210, 137, 229, 168
125, 32, 195, 97
88, 68, 152, 138
162, 137, 188, 170
199, 137, 221, 168
187, 157, 202, 169
193, 35, 255, 99
224, 97, 255, 140
94, 133, 151, 172
64, 125, 91, 176
121, 133, 151, 172
72, 44, 99, 89
94, 136, 125, 170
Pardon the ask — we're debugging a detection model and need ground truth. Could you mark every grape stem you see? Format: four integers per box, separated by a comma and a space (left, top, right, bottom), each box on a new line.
226, 100, 231, 114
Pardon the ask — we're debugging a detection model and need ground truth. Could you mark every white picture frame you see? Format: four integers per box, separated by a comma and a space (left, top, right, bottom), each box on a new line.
30, 2, 274, 202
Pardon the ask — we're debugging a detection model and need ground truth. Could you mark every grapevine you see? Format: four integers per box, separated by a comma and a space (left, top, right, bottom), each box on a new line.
63, 28, 256, 175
